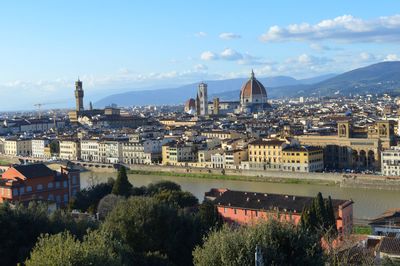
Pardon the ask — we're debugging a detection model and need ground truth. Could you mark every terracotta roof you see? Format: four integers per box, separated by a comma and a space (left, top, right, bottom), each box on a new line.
240, 71, 267, 98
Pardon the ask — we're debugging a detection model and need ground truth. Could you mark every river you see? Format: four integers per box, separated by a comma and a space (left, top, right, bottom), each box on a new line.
80, 171, 400, 220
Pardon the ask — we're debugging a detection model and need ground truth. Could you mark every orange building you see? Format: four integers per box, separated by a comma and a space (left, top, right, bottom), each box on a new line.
205, 188, 354, 236
0, 164, 80, 208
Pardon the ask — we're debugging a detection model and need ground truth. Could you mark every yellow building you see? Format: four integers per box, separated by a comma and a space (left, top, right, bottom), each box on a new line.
59, 139, 80, 161
247, 139, 288, 170
282, 146, 324, 172
162, 141, 196, 166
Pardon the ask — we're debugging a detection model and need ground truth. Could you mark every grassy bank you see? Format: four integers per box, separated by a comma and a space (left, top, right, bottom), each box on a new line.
127, 169, 336, 186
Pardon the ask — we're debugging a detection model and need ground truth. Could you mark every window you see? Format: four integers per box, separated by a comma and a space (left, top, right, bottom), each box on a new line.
19, 187, 25, 195
48, 194, 54, 201
255, 211, 258, 217
234, 209, 237, 215
63, 194, 68, 203
245, 209, 248, 216
48, 182, 53, 189
36, 184, 43, 190
13, 188, 18, 196
72, 176, 77, 185
56, 182, 60, 188
56, 195, 61, 203
63, 181, 68, 188
26, 186, 32, 192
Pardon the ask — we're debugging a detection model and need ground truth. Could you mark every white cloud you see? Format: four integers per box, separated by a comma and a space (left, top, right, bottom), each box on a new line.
384, 53, 399, 61
261, 14, 400, 43
200, 51, 217, 61
220, 48, 243, 60
219, 32, 242, 40
194, 31, 207, 38
193, 64, 208, 71
359, 52, 376, 61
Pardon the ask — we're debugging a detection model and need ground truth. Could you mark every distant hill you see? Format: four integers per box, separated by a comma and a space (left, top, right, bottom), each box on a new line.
95, 73, 337, 107
216, 61, 400, 100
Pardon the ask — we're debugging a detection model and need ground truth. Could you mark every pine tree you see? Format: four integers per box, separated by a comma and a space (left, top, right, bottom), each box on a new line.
112, 166, 132, 197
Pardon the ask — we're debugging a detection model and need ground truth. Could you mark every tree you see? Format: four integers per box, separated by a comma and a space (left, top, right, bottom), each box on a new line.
112, 166, 132, 197
101, 197, 202, 266
153, 190, 198, 208
0, 202, 95, 266
146, 180, 182, 195
49, 140, 59, 155
300, 192, 337, 235
97, 194, 123, 220
193, 220, 324, 266
197, 200, 223, 232
69, 180, 114, 213
314, 192, 328, 228
325, 196, 337, 235
25, 231, 122, 266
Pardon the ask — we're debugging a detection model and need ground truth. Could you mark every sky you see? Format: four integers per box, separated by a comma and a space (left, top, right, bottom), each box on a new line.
1, 1, 400, 110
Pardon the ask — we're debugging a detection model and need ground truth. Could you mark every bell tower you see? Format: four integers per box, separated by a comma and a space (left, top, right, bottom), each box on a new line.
337, 120, 351, 138
75, 79, 84, 112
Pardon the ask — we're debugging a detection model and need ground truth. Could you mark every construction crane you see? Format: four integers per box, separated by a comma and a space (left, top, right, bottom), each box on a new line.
33, 103, 46, 119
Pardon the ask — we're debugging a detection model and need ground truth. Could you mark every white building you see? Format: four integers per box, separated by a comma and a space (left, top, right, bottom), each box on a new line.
80, 139, 100, 162
381, 147, 400, 176
31, 138, 50, 158
99, 139, 126, 164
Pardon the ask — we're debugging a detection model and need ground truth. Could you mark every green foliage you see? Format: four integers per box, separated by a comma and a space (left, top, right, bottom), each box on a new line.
0, 202, 96, 266
101, 196, 202, 266
97, 194, 123, 220
197, 200, 223, 232
26, 230, 122, 266
153, 190, 198, 208
112, 166, 133, 197
301, 192, 337, 236
69, 179, 114, 213
49, 140, 59, 154
146, 180, 182, 194
193, 220, 324, 266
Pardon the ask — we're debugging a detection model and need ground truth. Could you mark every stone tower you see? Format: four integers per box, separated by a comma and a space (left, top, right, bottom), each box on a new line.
196, 82, 208, 116
75, 79, 84, 112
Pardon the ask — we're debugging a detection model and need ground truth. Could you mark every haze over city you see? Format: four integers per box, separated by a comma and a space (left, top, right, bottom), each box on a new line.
1, 1, 400, 110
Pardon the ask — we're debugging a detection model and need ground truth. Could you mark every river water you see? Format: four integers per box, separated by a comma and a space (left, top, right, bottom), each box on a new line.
80, 171, 400, 220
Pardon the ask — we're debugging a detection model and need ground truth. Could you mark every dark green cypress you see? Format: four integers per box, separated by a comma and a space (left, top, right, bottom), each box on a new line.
112, 166, 133, 197
325, 196, 337, 235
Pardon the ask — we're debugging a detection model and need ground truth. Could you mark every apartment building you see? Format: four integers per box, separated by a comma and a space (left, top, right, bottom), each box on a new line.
162, 141, 196, 166
247, 139, 288, 170
59, 139, 80, 160
4, 138, 32, 156
381, 147, 400, 176
31, 138, 50, 159
80, 139, 100, 162
281, 146, 324, 172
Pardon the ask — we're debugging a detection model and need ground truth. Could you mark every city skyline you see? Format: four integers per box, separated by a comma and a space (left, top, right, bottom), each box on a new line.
1, 1, 400, 110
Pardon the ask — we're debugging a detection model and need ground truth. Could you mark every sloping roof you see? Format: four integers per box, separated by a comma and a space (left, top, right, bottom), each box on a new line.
370, 209, 400, 227
377, 237, 400, 255
213, 189, 350, 214
13, 164, 55, 179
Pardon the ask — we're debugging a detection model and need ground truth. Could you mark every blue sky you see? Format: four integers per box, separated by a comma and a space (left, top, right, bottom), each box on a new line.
1, 1, 400, 110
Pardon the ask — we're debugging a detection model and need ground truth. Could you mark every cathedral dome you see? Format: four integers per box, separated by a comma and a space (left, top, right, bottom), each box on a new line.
240, 70, 267, 103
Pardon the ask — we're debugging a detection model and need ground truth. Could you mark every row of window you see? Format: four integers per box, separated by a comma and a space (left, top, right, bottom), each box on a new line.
12, 180, 69, 196
223, 207, 259, 217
